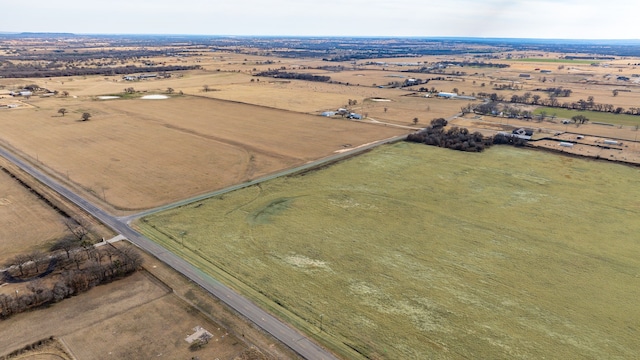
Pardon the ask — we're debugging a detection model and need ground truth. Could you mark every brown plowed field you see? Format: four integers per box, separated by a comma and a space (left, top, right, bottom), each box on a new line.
0, 95, 407, 212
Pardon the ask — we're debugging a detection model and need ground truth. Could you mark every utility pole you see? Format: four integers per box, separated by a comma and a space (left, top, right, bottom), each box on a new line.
180, 231, 187, 247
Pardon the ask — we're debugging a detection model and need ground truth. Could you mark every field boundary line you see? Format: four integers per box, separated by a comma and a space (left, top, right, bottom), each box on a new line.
57, 337, 78, 360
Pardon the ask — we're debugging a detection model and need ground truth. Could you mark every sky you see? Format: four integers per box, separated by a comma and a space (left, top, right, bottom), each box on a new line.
2, 0, 637, 39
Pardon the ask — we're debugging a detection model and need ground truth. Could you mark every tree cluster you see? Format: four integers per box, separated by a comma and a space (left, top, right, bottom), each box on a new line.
254, 70, 330, 82
535, 87, 573, 97
434, 61, 509, 68
0, 245, 142, 320
406, 118, 493, 152
492, 133, 528, 147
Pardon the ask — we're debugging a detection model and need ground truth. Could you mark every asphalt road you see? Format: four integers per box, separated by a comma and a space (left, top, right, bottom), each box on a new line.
0, 133, 408, 360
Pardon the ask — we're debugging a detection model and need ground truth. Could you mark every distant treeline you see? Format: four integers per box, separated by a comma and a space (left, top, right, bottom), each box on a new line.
564, 55, 615, 60
437, 61, 510, 68
254, 70, 330, 82
0, 64, 200, 78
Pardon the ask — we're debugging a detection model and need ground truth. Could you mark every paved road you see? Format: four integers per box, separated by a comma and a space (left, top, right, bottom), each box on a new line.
0, 133, 409, 360
0, 144, 342, 360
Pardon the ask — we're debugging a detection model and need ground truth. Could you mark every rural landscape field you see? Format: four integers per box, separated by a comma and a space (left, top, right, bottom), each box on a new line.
1, 31, 640, 360
137, 143, 640, 359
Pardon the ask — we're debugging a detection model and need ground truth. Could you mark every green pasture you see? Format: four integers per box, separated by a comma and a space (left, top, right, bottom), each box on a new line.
137, 143, 640, 359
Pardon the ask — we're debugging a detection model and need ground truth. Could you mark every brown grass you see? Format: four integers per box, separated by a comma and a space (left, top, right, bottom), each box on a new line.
0, 95, 407, 212
0, 270, 252, 360
0, 158, 68, 264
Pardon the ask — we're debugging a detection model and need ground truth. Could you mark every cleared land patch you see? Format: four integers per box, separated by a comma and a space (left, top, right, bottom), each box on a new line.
0, 95, 406, 211
138, 143, 640, 359
0, 270, 250, 359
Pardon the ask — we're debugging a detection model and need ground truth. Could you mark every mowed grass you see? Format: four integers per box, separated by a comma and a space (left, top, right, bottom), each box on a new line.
534, 106, 640, 127
138, 143, 640, 359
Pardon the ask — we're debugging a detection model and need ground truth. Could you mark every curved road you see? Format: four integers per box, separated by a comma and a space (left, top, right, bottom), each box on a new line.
0, 132, 409, 360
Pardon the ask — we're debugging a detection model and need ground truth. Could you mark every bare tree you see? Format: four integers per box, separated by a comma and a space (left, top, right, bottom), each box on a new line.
72, 251, 86, 270
103, 245, 118, 264
27, 279, 52, 305
64, 218, 90, 241
51, 281, 70, 302
119, 246, 143, 271
50, 236, 81, 259
532, 95, 541, 105
0, 293, 19, 318
612, 89, 619, 97
203, 84, 210, 92
5, 254, 30, 276
27, 250, 47, 273
166, 87, 174, 94
58, 108, 67, 117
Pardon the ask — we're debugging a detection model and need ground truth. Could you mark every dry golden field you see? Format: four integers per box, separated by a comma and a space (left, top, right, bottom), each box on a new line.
0, 159, 68, 264
0, 94, 407, 211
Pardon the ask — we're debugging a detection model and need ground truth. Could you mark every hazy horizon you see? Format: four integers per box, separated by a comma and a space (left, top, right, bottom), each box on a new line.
3, 32, 640, 43
2, 0, 637, 40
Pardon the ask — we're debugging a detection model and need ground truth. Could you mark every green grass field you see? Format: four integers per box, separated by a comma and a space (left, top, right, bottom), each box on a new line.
534, 106, 640, 126
512, 58, 600, 64
137, 143, 640, 359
